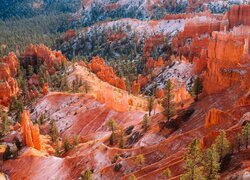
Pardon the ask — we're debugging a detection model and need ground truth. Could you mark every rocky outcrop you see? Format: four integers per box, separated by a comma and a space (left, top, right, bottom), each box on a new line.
21, 110, 41, 150
227, 5, 250, 29
0, 52, 19, 106
205, 108, 226, 128
89, 56, 126, 90
172, 15, 225, 61
22, 44, 67, 74
203, 26, 250, 94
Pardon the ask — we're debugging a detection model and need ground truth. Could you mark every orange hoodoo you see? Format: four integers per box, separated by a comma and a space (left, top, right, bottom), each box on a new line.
21, 110, 41, 150
0, 52, 19, 106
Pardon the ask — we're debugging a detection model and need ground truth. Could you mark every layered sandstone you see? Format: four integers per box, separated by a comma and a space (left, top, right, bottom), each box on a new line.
0, 53, 19, 106
21, 110, 41, 150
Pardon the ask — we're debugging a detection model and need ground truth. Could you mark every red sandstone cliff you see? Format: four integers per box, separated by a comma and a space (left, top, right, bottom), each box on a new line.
203, 26, 250, 94
227, 5, 250, 29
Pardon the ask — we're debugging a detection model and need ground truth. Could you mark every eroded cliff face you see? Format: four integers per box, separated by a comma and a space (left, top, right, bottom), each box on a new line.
227, 5, 250, 29
203, 26, 250, 94
0, 52, 19, 106
88, 56, 126, 90
172, 15, 225, 61
21, 110, 41, 150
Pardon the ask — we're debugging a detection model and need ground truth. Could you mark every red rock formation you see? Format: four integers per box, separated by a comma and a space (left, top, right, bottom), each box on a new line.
205, 108, 226, 128
146, 57, 164, 70
88, 56, 126, 90
0, 53, 19, 106
227, 5, 250, 29
193, 49, 208, 74
203, 27, 250, 94
22, 44, 67, 74
172, 15, 225, 61
1, 52, 19, 76
64, 30, 76, 41
21, 110, 41, 150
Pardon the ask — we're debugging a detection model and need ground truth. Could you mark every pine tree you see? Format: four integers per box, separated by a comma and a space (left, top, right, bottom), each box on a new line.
109, 131, 115, 145
62, 138, 72, 152
191, 77, 203, 101
81, 169, 93, 180
107, 119, 118, 132
1, 113, 10, 136
50, 119, 59, 143
181, 139, 204, 180
242, 123, 250, 149
214, 131, 230, 160
162, 79, 175, 122
236, 133, 242, 152
118, 128, 124, 148
203, 145, 220, 180
142, 114, 150, 131
148, 96, 154, 116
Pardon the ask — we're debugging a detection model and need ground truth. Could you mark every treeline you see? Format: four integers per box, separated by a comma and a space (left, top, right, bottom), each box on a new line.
0, 0, 81, 20
0, 14, 69, 57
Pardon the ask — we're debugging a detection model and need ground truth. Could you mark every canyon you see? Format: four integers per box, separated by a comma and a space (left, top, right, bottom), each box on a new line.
0, 2, 250, 180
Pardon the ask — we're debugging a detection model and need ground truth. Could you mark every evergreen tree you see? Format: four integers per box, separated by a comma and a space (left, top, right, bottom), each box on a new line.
162, 79, 175, 122
62, 138, 72, 152
50, 119, 59, 143
1, 113, 10, 136
242, 123, 250, 149
148, 96, 154, 116
191, 77, 203, 101
214, 131, 230, 160
142, 114, 150, 131
235, 133, 242, 152
109, 131, 115, 146
203, 145, 220, 180
181, 139, 204, 180
118, 128, 124, 148
107, 119, 118, 132
108, 118, 118, 145
81, 169, 93, 180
